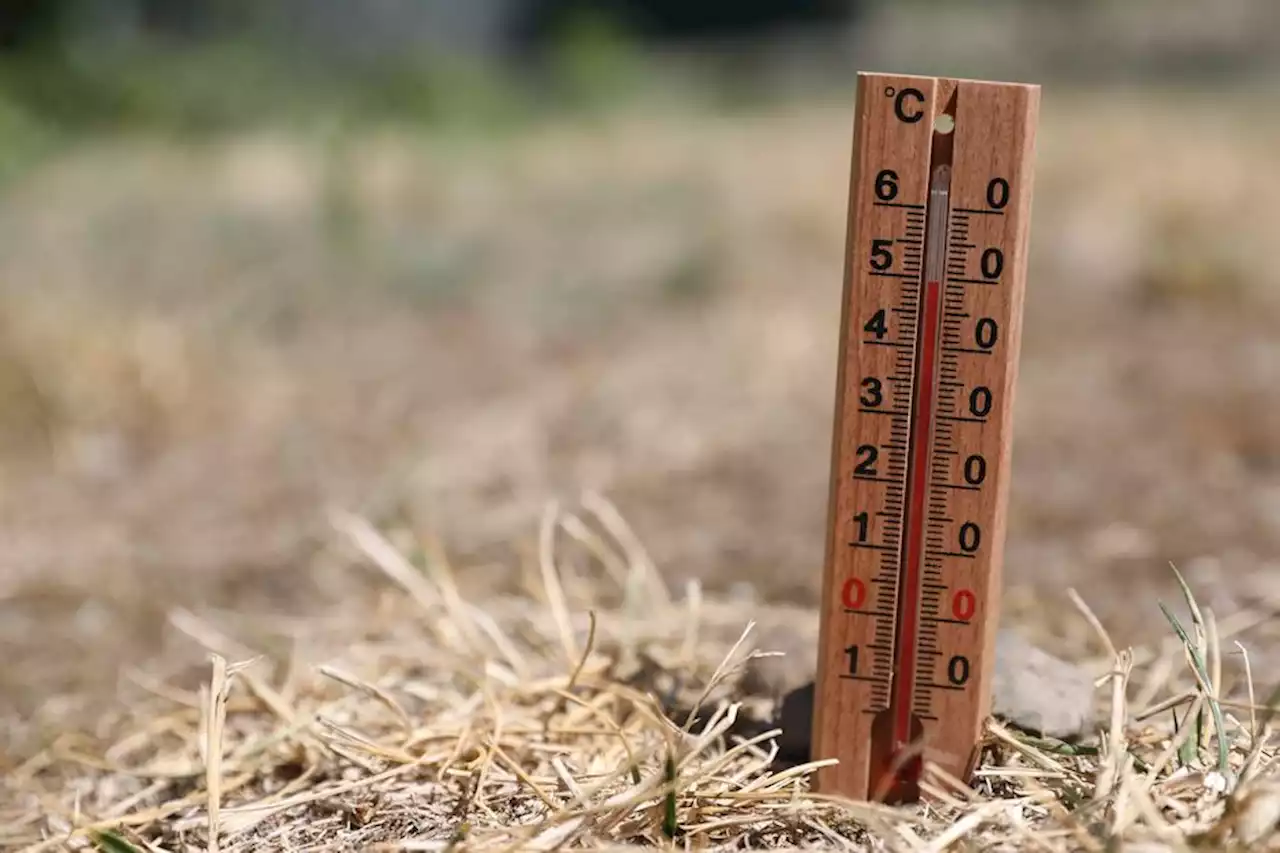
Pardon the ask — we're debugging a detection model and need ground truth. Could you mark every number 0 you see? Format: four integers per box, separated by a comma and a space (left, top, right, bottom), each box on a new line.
963, 454, 986, 486
969, 387, 992, 418
975, 318, 998, 349
981, 248, 1004, 280
986, 177, 1010, 210
841, 578, 867, 609
952, 589, 976, 620
947, 655, 970, 685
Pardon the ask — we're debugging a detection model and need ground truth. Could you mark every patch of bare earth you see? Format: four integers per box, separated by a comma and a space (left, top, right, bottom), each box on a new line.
5, 504, 1280, 850
3, 85, 1280, 847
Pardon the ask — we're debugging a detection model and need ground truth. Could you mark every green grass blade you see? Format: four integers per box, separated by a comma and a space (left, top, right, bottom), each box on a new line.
662, 749, 680, 839
89, 830, 144, 853
1159, 601, 1230, 776
1168, 562, 1205, 640
1174, 706, 1196, 769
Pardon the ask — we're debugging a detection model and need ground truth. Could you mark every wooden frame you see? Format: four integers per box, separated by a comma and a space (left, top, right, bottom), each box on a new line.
812, 73, 1040, 803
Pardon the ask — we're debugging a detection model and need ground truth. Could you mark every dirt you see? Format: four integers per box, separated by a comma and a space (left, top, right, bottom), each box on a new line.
3, 84, 1280, 764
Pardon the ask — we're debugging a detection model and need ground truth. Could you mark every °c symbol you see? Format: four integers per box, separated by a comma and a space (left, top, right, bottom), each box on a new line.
894, 87, 926, 124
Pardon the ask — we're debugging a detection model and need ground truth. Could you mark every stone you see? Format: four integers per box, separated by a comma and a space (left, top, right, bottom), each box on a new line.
744, 621, 1099, 763
740, 615, 821, 700
990, 628, 1099, 741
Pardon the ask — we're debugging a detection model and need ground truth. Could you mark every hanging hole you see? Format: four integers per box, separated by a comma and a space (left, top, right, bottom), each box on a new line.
934, 113, 955, 135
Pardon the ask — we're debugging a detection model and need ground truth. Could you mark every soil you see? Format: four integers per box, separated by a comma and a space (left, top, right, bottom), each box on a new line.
3, 86, 1280, 765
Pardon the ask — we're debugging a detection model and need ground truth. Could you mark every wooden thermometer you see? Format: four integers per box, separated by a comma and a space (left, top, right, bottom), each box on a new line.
812, 73, 1039, 803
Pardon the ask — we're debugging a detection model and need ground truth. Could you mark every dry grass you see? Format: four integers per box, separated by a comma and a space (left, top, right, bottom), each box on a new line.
4, 75, 1280, 850
4, 496, 1279, 851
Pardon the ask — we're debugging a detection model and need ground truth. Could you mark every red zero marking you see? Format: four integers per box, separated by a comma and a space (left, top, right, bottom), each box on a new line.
842, 578, 867, 610
952, 589, 977, 621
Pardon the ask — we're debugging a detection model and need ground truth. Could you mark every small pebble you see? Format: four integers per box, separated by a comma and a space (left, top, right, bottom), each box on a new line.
991, 628, 1098, 741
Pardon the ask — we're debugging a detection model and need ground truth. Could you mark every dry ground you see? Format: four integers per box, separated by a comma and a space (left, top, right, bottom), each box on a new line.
3, 79, 1280, 847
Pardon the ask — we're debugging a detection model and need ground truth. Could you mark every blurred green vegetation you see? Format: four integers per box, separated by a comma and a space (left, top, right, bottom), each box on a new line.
0, 7, 674, 185
0, 45, 528, 139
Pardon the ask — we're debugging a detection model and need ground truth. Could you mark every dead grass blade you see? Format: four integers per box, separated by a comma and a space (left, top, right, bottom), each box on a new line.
9, 511, 1280, 852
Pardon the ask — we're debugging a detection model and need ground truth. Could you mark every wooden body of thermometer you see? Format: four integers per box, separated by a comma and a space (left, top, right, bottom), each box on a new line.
812, 73, 1039, 803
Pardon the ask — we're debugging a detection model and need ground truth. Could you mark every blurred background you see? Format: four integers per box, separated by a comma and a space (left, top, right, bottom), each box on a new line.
2, 0, 1280, 759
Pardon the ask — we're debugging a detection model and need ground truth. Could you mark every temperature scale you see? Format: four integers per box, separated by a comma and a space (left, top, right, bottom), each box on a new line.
812, 73, 1040, 803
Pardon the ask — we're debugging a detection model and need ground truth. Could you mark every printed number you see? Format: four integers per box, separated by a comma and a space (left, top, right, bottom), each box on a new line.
845, 645, 860, 676
952, 590, 977, 620
963, 454, 987, 486
870, 239, 894, 271
981, 248, 1004, 280
975, 318, 998, 349
969, 386, 992, 418
864, 309, 888, 339
947, 654, 971, 685
854, 445, 878, 477
852, 511, 870, 543
841, 578, 867, 609
986, 177, 1010, 210
959, 522, 981, 553
875, 169, 899, 202
860, 377, 883, 407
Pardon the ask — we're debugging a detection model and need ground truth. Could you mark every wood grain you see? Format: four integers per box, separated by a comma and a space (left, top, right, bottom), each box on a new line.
812, 72, 1040, 803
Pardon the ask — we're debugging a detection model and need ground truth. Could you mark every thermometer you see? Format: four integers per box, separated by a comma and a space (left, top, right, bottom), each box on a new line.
812, 72, 1040, 803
